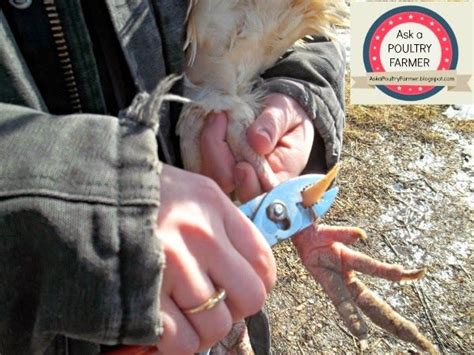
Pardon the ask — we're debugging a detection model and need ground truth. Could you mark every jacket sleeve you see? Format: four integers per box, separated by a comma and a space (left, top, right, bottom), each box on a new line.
0, 102, 164, 353
261, 36, 346, 172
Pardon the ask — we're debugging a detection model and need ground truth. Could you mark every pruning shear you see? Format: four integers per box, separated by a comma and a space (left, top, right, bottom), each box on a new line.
239, 166, 340, 247
104, 167, 340, 355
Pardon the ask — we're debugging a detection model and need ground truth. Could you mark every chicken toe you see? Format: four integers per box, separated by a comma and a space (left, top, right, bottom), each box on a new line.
293, 224, 437, 353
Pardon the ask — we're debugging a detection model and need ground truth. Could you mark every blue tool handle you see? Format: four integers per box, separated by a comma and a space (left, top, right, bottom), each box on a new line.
238, 174, 339, 247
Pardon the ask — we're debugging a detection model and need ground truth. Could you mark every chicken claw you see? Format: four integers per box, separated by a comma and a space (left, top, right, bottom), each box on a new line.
292, 224, 437, 354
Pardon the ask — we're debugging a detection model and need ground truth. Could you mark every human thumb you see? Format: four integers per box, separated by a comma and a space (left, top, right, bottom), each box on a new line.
247, 107, 284, 155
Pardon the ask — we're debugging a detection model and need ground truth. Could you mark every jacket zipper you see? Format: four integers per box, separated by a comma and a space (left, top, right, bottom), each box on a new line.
43, 0, 82, 112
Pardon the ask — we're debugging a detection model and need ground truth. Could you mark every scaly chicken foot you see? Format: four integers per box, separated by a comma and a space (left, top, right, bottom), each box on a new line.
292, 224, 437, 354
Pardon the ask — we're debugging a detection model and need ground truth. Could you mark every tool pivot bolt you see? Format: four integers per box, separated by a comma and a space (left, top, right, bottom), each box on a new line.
267, 201, 288, 222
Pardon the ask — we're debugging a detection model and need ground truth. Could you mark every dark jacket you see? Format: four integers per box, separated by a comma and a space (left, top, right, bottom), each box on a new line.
0, 1, 346, 354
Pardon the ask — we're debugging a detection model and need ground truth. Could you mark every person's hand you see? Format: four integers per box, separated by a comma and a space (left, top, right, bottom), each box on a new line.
200, 112, 237, 195
156, 165, 276, 354
200, 93, 314, 202
236, 93, 314, 201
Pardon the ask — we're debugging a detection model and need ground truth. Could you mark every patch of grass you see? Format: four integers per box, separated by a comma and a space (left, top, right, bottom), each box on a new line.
343, 128, 382, 143
450, 120, 474, 134
417, 130, 449, 145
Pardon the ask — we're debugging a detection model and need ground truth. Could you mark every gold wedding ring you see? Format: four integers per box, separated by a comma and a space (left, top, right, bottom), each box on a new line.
183, 288, 227, 315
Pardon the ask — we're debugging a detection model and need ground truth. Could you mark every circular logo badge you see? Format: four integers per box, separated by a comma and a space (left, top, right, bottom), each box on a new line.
363, 6, 458, 101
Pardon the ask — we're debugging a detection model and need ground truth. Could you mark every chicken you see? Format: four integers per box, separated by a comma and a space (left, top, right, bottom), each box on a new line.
177, 0, 347, 189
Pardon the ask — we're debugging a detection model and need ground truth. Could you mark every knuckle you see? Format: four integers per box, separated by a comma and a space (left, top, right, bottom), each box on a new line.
161, 236, 187, 270
198, 177, 233, 214
198, 175, 221, 197
266, 105, 285, 124
188, 174, 224, 211
249, 247, 276, 288
163, 242, 180, 266
194, 176, 223, 205
193, 227, 222, 252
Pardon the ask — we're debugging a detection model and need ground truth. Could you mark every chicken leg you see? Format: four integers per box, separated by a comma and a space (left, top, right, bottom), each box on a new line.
293, 224, 437, 354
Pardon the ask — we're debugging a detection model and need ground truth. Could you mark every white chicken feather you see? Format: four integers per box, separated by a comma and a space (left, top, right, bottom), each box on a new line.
177, 0, 348, 190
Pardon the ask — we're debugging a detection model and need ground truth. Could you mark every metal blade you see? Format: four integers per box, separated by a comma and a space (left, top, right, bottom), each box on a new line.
301, 163, 340, 207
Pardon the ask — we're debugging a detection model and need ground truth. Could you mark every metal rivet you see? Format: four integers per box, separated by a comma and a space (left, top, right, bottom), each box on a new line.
9, 0, 32, 9
267, 201, 288, 222
266, 201, 291, 231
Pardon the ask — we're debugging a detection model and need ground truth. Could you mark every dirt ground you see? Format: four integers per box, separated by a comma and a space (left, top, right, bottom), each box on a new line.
265, 45, 473, 355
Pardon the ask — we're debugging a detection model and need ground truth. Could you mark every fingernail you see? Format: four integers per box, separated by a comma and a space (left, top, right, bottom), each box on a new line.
235, 167, 246, 187
256, 127, 272, 144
